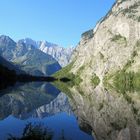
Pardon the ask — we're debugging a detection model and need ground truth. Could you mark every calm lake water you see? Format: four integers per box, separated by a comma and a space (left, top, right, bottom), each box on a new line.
0, 82, 93, 140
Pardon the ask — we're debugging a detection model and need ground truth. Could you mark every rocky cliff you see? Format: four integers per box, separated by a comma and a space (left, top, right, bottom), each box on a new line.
66, 0, 140, 85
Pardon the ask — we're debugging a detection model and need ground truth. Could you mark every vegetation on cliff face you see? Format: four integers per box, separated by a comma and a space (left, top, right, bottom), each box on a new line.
113, 71, 140, 93
103, 39, 140, 93
111, 34, 127, 45
53, 61, 83, 86
91, 74, 100, 88
122, 1, 140, 22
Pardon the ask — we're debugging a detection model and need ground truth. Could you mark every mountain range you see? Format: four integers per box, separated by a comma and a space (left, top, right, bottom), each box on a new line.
0, 35, 66, 76
0, 35, 74, 76
19, 38, 74, 67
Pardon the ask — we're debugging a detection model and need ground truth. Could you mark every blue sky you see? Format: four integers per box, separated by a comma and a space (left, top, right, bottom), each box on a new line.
0, 0, 115, 47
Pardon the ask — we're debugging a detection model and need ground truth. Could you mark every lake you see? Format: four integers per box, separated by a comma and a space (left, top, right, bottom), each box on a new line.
0, 82, 93, 140
0, 81, 140, 140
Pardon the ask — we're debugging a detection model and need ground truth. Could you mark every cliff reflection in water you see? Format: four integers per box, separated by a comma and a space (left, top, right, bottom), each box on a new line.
1, 80, 139, 140
65, 84, 140, 140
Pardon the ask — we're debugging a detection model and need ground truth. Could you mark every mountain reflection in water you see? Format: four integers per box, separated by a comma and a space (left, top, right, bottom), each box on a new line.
66, 85, 140, 140
0, 82, 93, 140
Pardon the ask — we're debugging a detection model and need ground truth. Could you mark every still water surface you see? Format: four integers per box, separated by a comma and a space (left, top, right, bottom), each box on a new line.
0, 82, 93, 140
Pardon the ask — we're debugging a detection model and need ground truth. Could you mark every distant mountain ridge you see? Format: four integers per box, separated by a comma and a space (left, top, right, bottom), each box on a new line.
39, 41, 74, 67
19, 38, 74, 67
0, 35, 61, 76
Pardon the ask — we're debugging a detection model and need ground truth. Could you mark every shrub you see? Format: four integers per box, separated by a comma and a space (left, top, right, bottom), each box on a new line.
53, 61, 83, 86
111, 34, 127, 45
91, 74, 100, 87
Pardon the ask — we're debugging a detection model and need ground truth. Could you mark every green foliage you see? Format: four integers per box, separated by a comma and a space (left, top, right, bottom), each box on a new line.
103, 47, 139, 92
53, 81, 73, 98
122, 2, 140, 14
53, 62, 74, 78
53, 62, 83, 86
113, 71, 133, 93
103, 73, 115, 88
136, 40, 140, 47
91, 74, 100, 87
122, 2, 140, 22
111, 34, 127, 44
123, 60, 134, 71
112, 70, 140, 93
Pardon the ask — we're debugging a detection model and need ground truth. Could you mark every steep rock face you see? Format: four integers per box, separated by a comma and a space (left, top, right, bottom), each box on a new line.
0, 36, 61, 76
69, 0, 140, 84
39, 41, 74, 67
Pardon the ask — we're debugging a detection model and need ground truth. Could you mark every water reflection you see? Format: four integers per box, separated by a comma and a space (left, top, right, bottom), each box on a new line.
0, 82, 93, 140
19, 92, 73, 119
66, 85, 140, 140
0, 82, 60, 119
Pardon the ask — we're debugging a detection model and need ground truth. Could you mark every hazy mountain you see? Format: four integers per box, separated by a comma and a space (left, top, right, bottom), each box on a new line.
0, 35, 61, 76
18, 38, 38, 48
39, 41, 74, 67
19, 38, 74, 67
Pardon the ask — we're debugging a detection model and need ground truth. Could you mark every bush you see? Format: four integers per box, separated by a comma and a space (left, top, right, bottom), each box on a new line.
53, 62, 83, 86
91, 74, 100, 87
111, 34, 126, 44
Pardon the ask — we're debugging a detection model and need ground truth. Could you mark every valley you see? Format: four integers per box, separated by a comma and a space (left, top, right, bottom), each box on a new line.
0, 0, 140, 140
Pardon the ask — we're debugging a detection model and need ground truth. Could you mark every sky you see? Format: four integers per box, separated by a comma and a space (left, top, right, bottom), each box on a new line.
0, 0, 115, 47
